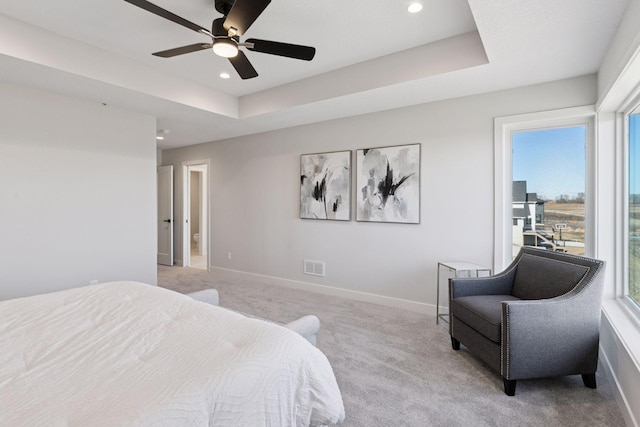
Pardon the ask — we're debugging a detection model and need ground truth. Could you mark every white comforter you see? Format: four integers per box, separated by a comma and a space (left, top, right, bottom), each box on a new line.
0, 281, 345, 426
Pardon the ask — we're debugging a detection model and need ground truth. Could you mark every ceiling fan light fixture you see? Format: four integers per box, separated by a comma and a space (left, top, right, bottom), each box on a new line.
213, 38, 239, 58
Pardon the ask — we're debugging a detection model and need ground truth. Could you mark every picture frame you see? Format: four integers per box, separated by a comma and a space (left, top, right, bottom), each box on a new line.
300, 150, 351, 220
356, 144, 421, 223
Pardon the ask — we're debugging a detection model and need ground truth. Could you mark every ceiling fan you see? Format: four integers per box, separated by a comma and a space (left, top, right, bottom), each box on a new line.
123, 0, 316, 79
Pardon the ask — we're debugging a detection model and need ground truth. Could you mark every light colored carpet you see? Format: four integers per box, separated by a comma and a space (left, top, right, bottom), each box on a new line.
158, 265, 626, 427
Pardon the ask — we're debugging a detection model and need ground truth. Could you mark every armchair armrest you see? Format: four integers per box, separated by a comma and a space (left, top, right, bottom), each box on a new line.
450, 268, 516, 298
501, 297, 601, 380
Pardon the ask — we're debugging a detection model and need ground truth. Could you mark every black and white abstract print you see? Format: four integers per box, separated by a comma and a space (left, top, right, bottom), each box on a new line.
356, 144, 420, 223
300, 151, 351, 220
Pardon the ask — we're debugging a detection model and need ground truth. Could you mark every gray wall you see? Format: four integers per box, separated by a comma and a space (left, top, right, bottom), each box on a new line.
0, 83, 158, 299
162, 74, 596, 308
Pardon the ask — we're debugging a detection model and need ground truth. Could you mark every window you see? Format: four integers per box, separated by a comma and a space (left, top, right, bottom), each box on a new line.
494, 106, 594, 271
512, 126, 586, 258
628, 109, 640, 306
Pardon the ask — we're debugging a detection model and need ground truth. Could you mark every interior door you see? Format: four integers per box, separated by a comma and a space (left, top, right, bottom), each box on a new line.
157, 165, 173, 265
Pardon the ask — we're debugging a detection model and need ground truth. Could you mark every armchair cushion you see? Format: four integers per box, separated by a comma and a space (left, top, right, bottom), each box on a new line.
452, 295, 521, 343
511, 253, 589, 300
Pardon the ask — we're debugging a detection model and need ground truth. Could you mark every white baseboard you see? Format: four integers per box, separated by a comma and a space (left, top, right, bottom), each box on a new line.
210, 267, 434, 314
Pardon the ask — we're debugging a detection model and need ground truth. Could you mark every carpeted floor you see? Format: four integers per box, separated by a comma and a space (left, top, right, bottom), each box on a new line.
158, 265, 626, 427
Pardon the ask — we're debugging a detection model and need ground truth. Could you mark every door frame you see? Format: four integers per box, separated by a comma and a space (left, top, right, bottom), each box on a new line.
182, 159, 210, 269
157, 165, 174, 265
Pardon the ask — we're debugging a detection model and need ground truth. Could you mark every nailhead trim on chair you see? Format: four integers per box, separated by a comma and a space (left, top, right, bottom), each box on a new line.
502, 303, 509, 378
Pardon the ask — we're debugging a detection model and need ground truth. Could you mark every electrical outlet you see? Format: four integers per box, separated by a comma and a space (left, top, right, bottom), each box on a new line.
227, 251, 232, 261
89, 280, 99, 286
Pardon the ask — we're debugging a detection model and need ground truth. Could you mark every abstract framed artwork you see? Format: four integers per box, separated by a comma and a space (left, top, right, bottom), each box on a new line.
300, 150, 351, 220
356, 143, 421, 223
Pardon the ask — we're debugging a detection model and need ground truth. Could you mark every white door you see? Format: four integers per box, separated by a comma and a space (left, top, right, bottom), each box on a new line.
157, 165, 173, 265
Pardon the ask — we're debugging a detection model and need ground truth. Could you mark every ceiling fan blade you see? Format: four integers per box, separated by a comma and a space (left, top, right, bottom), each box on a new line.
224, 0, 271, 36
228, 51, 258, 79
245, 38, 316, 61
153, 43, 212, 58
124, 0, 211, 35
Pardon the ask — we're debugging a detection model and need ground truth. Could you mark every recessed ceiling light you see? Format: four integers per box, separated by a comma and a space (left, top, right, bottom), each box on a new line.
407, 2, 423, 13
156, 129, 170, 140
220, 72, 231, 79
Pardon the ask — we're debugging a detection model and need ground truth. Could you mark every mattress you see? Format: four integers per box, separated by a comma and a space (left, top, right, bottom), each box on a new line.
0, 281, 345, 426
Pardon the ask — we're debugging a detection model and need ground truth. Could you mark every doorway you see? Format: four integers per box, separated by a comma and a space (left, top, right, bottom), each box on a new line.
182, 160, 209, 270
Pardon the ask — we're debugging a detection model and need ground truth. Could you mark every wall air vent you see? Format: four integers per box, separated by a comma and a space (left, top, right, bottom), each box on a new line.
303, 259, 325, 277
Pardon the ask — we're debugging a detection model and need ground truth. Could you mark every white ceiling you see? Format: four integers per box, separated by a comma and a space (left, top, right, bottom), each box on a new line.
0, 0, 630, 149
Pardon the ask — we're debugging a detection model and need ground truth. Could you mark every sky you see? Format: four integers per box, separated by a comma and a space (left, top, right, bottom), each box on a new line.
512, 126, 586, 200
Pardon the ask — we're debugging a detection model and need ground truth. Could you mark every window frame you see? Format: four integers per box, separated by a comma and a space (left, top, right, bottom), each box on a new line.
494, 106, 596, 272
622, 100, 640, 309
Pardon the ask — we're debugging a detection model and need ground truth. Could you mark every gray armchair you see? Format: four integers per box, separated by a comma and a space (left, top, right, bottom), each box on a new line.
449, 247, 605, 396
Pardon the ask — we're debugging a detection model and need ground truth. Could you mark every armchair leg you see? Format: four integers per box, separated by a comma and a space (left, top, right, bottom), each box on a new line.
451, 337, 460, 350
503, 379, 516, 396
582, 373, 597, 389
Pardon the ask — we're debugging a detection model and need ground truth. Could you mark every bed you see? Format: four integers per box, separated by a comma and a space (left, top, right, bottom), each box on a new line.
0, 281, 345, 426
